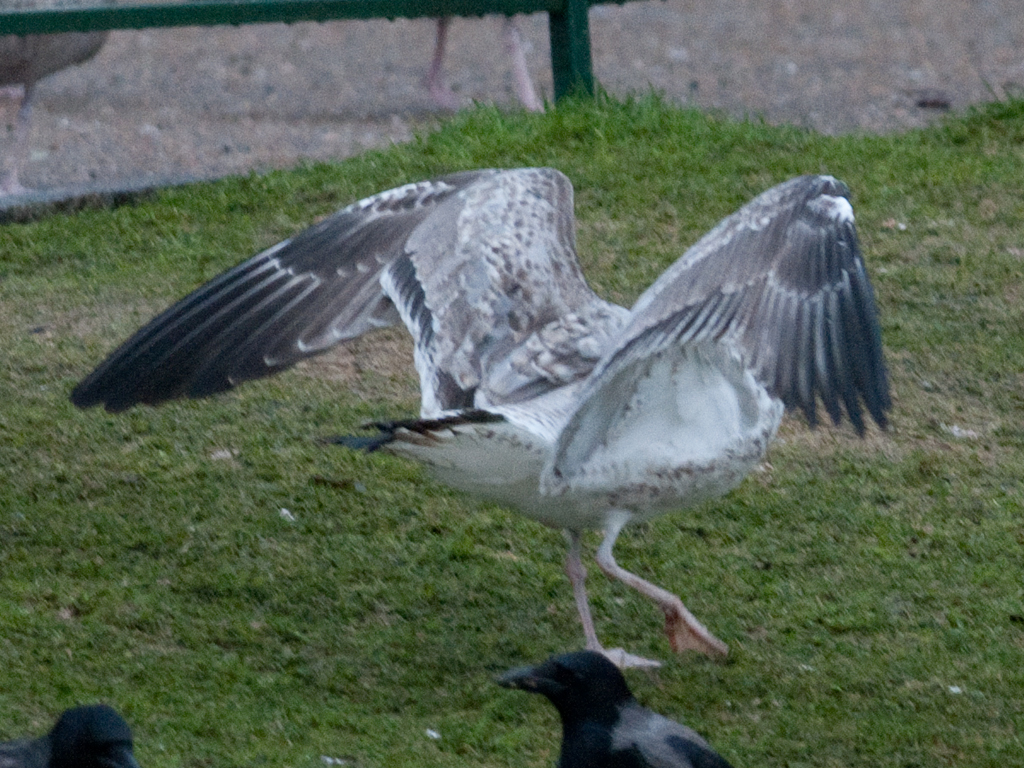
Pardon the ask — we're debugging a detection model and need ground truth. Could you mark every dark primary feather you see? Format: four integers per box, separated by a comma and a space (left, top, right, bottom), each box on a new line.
0, 705, 140, 768
586, 175, 887, 433
69, 171, 488, 411
71, 168, 621, 415
324, 410, 505, 452
497, 651, 734, 768
724, 177, 886, 427
548, 175, 888, 487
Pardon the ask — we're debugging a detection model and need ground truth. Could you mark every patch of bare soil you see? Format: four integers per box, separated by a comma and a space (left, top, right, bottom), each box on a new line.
2, 1, 1023, 194
296, 327, 418, 404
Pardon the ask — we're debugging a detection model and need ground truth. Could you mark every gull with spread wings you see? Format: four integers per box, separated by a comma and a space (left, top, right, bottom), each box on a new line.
72, 168, 890, 667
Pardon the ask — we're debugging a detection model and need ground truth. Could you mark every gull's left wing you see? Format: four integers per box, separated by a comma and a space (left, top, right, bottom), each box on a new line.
546, 175, 890, 490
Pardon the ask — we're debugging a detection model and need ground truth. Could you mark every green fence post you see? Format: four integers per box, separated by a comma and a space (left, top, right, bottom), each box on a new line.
548, 0, 593, 100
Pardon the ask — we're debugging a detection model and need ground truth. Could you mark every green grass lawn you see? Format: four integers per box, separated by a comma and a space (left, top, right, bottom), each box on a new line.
2, 94, 1023, 767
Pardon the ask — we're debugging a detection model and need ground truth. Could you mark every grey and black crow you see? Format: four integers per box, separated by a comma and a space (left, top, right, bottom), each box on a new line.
497, 650, 735, 768
0, 704, 141, 768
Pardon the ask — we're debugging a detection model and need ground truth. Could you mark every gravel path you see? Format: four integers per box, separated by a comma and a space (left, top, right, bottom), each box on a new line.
2, 0, 1023, 197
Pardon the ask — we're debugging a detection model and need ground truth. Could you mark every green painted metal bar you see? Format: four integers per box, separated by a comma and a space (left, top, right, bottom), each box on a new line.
0, 1, 562, 34
549, 0, 592, 99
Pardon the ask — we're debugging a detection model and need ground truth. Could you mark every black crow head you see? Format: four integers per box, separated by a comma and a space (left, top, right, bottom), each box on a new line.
49, 705, 140, 768
496, 650, 634, 726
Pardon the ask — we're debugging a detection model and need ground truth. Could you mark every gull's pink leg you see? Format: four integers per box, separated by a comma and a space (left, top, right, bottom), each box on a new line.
565, 529, 602, 651
1, 83, 33, 195
501, 16, 543, 112
565, 530, 661, 669
423, 18, 462, 110
594, 513, 729, 657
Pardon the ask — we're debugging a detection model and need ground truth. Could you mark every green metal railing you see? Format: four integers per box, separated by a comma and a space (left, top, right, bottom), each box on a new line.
0, 0, 642, 100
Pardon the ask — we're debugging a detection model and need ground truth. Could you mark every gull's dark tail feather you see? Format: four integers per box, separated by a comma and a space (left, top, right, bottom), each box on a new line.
325, 432, 399, 452
323, 410, 505, 453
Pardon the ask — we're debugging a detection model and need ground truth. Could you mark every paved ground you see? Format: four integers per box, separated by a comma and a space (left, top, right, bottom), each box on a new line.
2, 0, 1024, 197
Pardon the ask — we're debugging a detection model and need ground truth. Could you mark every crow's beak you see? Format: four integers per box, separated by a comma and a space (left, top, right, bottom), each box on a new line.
496, 663, 567, 698
495, 664, 542, 691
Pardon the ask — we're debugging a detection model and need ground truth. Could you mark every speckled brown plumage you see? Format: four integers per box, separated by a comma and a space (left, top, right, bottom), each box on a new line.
71, 169, 890, 666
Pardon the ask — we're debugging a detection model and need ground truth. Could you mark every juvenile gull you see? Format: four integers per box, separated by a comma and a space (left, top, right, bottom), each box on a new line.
71, 168, 890, 666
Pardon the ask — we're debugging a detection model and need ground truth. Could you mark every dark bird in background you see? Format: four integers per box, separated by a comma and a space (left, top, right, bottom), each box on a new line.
497, 650, 735, 768
0, 704, 141, 768
0, 14, 108, 195
424, 16, 542, 112
71, 169, 889, 667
